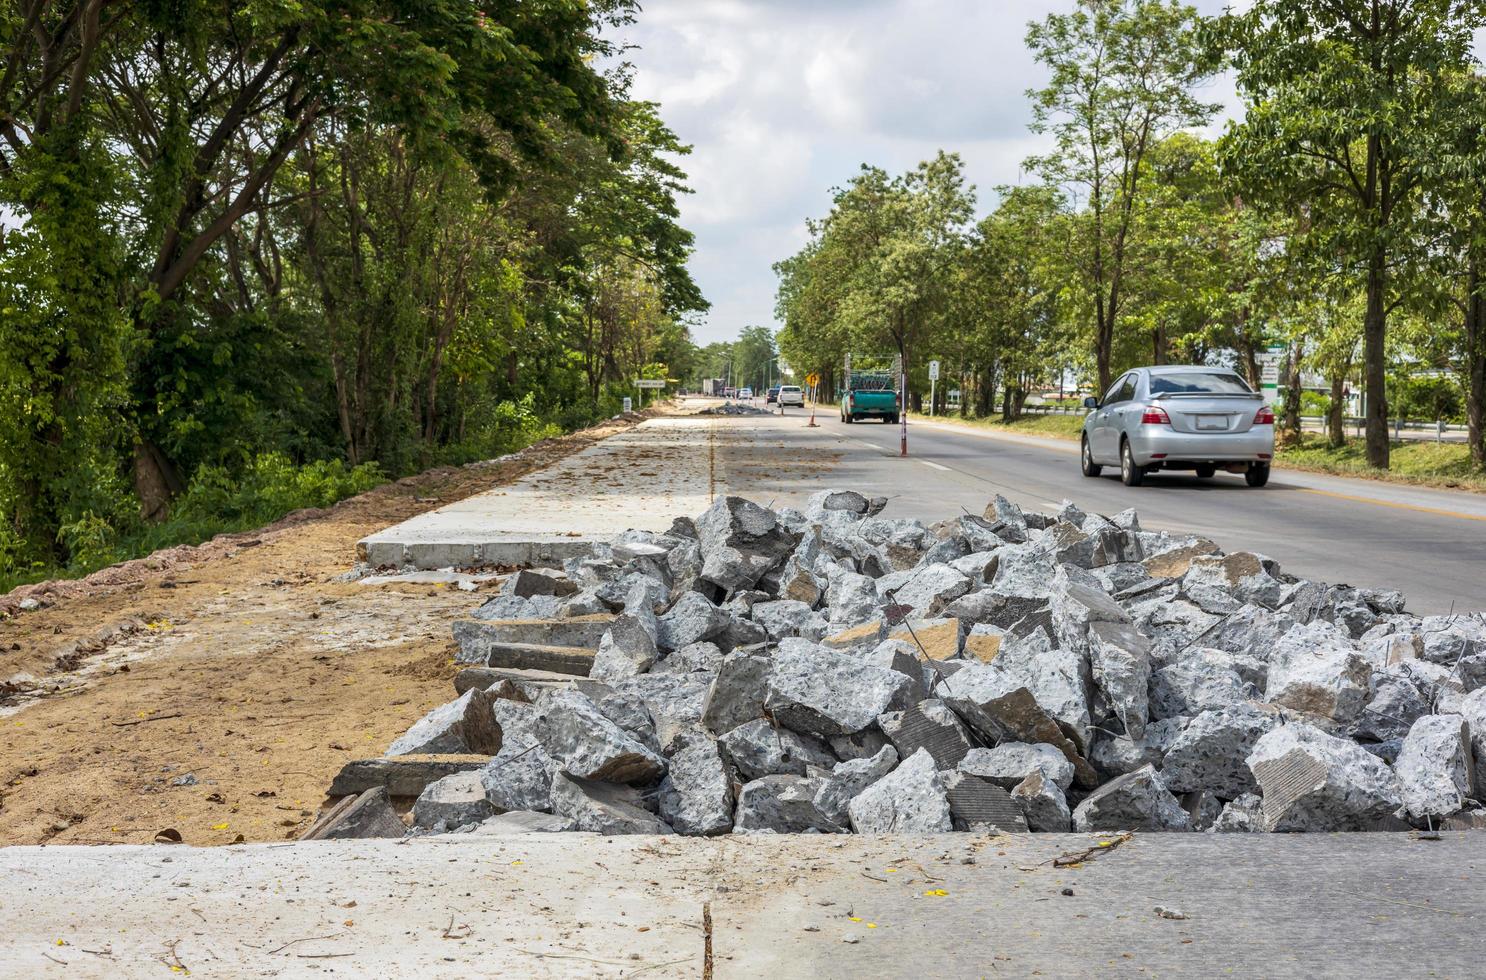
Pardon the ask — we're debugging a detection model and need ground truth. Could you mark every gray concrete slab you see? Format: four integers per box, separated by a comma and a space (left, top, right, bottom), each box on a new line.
1, 833, 1477, 977
357, 419, 722, 569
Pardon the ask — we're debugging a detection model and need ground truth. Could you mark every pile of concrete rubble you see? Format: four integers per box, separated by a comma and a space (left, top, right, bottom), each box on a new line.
320, 490, 1486, 839
693, 402, 774, 417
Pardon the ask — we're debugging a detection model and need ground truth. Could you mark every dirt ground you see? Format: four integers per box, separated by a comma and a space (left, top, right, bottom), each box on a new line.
0, 409, 672, 847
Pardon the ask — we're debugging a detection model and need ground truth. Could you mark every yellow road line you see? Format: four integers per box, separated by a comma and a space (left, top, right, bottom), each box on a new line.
1296, 486, 1486, 523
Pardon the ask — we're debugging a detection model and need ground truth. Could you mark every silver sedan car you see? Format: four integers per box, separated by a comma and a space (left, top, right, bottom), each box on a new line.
1080, 366, 1275, 487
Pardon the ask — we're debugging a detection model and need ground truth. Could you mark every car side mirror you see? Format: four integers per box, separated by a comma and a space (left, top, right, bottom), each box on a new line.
1083, 396, 1099, 410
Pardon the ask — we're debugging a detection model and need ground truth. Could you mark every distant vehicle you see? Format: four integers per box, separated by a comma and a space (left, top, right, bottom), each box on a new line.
739, 387, 754, 399
841, 370, 899, 424
702, 378, 726, 396
778, 385, 805, 407
1080, 365, 1274, 488
766, 385, 781, 403
724, 386, 737, 398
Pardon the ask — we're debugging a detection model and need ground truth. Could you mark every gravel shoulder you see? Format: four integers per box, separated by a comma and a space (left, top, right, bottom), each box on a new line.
0, 410, 673, 847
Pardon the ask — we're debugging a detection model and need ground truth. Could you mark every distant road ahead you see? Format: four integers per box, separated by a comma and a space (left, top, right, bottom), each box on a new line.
713, 403, 1486, 616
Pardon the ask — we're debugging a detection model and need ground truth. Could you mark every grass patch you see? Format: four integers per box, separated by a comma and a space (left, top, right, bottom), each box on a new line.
912, 411, 1086, 440
1276, 435, 1486, 492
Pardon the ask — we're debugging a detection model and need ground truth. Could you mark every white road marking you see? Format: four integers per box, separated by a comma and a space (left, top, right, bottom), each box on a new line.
920, 460, 951, 471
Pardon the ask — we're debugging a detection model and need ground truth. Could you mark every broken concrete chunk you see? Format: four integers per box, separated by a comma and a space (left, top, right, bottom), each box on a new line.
1150, 655, 1259, 720
1071, 764, 1190, 832
657, 591, 733, 652
479, 744, 559, 814
609, 671, 713, 756
720, 718, 835, 781
942, 770, 1028, 832
506, 569, 577, 599
959, 742, 1074, 793
878, 699, 974, 770
1354, 663, 1432, 742
1394, 714, 1474, 819
534, 689, 666, 784
1011, 771, 1072, 832
412, 771, 495, 830
549, 773, 673, 835
1088, 620, 1151, 741
735, 775, 839, 833
1182, 552, 1288, 609
1265, 641, 1373, 725
655, 641, 725, 675
1247, 723, 1405, 832
470, 811, 576, 835
889, 564, 972, 617
328, 756, 491, 798
938, 668, 1097, 788
315, 787, 406, 840
1455, 688, 1486, 794
824, 571, 882, 627
1089, 716, 1189, 778
752, 599, 827, 641
813, 745, 899, 827
764, 645, 916, 737
386, 688, 502, 757
847, 748, 953, 834
701, 655, 770, 734
1160, 704, 1279, 799
1210, 793, 1265, 833
695, 495, 798, 591
657, 738, 735, 836
590, 613, 659, 682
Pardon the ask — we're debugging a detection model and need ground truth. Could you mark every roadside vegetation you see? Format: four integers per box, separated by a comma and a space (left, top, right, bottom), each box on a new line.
766, 0, 1486, 486
0, 3, 704, 590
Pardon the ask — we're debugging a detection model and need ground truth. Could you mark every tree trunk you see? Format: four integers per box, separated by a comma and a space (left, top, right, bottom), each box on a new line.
975, 366, 994, 417
1363, 246, 1390, 468
132, 442, 184, 523
1327, 370, 1347, 449
1282, 342, 1303, 445
1467, 251, 1486, 469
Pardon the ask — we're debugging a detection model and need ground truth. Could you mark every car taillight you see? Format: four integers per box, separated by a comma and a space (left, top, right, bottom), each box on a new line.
1254, 406, 1275, 425
1140, 405, 1170, 425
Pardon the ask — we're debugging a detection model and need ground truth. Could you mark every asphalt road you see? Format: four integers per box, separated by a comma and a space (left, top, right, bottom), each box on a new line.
716, 402, 1486, 615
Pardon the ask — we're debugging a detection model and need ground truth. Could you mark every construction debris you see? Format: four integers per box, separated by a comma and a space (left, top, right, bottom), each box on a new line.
319, 491, 1486, 837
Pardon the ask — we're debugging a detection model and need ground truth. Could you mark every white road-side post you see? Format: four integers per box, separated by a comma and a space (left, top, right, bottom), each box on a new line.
900, 370, 908, 457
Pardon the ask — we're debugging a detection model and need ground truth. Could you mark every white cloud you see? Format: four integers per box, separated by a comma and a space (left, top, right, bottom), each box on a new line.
617, 0, 1240, 343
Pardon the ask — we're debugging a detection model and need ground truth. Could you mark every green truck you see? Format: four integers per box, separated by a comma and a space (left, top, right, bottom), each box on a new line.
840, 369, 900, 423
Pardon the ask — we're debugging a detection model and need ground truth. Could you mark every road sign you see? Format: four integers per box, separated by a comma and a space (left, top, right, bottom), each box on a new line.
622, 397, 632, 413
806, 373, 819, 387
634, 379, 665, 389
928, 360, 940, 381
1258, 346, 1284, 400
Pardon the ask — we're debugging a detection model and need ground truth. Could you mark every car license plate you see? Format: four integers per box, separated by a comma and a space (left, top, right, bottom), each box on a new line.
1195, 415, 1227, 431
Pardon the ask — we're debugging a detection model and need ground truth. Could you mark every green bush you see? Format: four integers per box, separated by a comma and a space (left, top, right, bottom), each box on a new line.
1, 454, 384, 593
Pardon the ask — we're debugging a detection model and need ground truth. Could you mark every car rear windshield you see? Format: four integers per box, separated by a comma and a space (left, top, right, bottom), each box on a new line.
1149, 372, 1253, 396
781, 386, 801, 392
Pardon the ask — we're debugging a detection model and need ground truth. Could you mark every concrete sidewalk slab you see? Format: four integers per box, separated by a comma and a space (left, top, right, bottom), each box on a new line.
358, 419, 722, 569
1, 833, 1476, 977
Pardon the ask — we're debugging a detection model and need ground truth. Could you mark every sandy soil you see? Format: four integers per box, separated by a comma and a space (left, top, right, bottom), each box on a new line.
0, 410, 671, 847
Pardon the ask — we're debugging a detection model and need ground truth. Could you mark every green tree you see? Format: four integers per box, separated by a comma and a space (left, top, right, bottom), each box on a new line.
1213, 0, 1486, 467
1025, 0, 1218, 393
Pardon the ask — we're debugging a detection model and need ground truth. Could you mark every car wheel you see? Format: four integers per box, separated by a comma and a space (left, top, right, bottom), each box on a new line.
1081, 436, 1102, 478
1245, 462, 1270, 487
1195, 464, 1215, 478
885, 414, 897, 424
1120, 440, 1144, 487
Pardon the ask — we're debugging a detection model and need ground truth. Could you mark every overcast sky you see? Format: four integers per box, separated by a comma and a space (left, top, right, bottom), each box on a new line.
616, 0, 1242, 344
